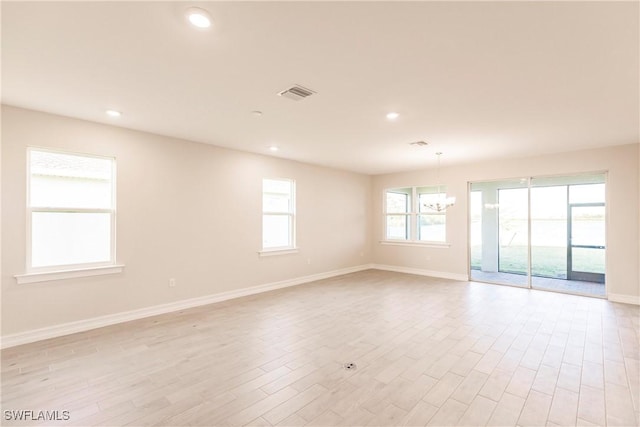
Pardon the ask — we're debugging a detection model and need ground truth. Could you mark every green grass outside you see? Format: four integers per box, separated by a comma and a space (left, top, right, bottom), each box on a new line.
471, 245, 605, 277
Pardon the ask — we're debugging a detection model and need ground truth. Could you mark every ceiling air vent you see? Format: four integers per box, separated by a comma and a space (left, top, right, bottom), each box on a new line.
410, 141, 429, 147
278, 85, 316, 101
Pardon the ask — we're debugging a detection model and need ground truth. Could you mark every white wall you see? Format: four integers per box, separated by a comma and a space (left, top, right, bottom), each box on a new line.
1, 106, 373, 336
372, 144, 640, 301
2, 105, 639, 341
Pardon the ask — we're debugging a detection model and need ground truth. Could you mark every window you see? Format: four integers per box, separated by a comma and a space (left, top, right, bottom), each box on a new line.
418, 187, 447, 242
385, 188, 411, 240
262, 178, 295, 251
384, 186, 448, 243
27, 148, 116, 271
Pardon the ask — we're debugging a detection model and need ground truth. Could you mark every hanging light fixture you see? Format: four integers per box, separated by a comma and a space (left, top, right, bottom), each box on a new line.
423, 152, 456, 212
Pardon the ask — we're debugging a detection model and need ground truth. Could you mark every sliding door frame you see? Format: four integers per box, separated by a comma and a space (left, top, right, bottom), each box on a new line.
467, 171, 608, 299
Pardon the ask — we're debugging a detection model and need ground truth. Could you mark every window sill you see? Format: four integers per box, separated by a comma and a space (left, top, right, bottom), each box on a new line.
258, 248, 299, 257
14, 264, 125, 284
379, 240, 451, 248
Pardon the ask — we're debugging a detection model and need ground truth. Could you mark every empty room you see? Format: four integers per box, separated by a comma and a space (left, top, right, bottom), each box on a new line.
1, 2, 639, 427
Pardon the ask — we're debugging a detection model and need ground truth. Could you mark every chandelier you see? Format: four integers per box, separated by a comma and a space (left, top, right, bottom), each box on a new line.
422, 152, 456, 212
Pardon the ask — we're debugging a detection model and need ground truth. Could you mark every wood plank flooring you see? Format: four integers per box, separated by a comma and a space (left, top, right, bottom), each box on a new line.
1, 270, 639, 426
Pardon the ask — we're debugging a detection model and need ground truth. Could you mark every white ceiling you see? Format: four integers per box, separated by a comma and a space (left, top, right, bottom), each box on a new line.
2, 1, 638, 175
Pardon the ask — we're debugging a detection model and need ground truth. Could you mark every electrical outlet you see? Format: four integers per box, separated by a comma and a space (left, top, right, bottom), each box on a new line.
307, 259, 311, 265
169, 278, 176, 287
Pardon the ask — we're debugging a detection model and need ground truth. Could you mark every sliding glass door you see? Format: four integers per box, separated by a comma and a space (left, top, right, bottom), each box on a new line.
530, 184, 567, 280
469, 173, 606, 297
469, 178, 529, 288
497, 186, 529, 284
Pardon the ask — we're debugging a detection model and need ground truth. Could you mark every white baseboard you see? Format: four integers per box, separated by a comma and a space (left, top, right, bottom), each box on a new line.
372, 264, 469, 282
1, 264, 373, 349
608, 293, 640, 305
13, 264, 632, 349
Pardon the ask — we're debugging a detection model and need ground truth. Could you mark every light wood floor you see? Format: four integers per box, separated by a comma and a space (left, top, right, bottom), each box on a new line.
2, 270, 639, 426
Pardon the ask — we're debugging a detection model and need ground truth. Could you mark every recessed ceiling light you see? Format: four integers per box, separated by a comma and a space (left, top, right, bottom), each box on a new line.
251, 111, 263, 117
186, 7, 212, 29
269, 146, 279, 152
105, 110, 122, 117
386, 112, 400, 120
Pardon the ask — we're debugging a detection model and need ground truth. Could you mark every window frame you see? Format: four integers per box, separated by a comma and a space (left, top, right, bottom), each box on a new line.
383, 185, 450, 246
417, 188, 448, 243
25, 147, 117, 274
261, 178, 297, 254
384, 188, 412, 241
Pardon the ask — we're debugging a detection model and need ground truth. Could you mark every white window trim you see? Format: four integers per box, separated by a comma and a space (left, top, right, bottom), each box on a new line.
15, 264, 125, 285
262, 178, 296, 252
379, 240, 451, 248
24, 147, 121, 277
258, 248, 299, 257
383, 186, 450, 245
